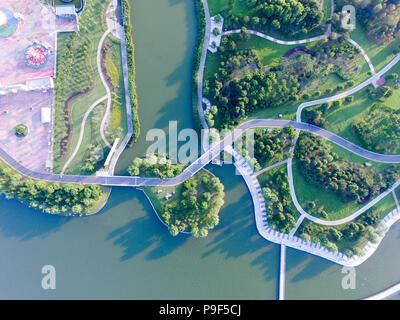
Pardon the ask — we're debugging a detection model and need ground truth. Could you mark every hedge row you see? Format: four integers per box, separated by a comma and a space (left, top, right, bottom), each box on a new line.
121, 0, 140, 147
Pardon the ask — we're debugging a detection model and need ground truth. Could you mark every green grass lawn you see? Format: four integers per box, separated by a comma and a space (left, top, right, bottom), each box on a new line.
350, 21, 400, 72
303, 72, 400, 155
292, 158, 363, 221
143, 169, 216, 221
292, 138, 396, 221
53, 0, 131, 175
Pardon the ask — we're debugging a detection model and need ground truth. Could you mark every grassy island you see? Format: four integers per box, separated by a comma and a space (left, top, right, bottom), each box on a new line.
144, 169, 225, 238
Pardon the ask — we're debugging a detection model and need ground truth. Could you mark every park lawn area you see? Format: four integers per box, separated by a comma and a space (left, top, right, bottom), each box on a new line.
143, 169, 220, 229
53, 0, 110, 173
143, 184, 183, 217
380, 61, 400, 110
241, 35, 297, 66
376, 191, 398, 220
295, 188, 396, 252
322, 0, 332, 25
292, 158, 363, 221
350, 22, 400, 72
64, 101, 108, 175
204, 51, 221, 86
292, 137, 396, 221
63, 35, 128, 176
305, 70, 400, 155
104, 36, 129, 144
208, 0, 253, 18
320, 89, 373, 143
208, 0, 230, 17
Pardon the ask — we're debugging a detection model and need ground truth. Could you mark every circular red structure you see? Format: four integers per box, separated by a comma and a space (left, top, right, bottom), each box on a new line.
25, 43, 49, 69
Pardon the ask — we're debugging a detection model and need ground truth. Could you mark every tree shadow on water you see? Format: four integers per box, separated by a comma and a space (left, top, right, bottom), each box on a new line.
153, 0, 196, 130
0, 196, 70, 241
106, 189, 188, 262
201, 193, 280, 282
285, 246, 338, 284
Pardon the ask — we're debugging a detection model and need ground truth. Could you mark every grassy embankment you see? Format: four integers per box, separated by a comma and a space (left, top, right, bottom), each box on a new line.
121, 0, 140, 146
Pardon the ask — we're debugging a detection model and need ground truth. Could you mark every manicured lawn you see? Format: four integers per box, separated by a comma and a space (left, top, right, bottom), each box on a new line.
303, 70, 400, 156
208, 0, 230, 16
143, 184, 182, 216
242, 35, 297, 66
350, 22, 400, 72
320, 89, 373, 144
292, 158, 363, 221
53, 0, 131, 175
292, 139, 396, 221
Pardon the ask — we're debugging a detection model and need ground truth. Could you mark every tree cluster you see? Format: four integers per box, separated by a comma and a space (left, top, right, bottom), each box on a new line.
353, 104, 400, 154
128, 154, 183, 178
262, 168, 296, 233
0, 162, 103, 215
295, 132, 400, 203
161, 173, 225, 238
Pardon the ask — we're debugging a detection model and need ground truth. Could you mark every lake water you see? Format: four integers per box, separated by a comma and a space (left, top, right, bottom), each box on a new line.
0, 0, 399, 299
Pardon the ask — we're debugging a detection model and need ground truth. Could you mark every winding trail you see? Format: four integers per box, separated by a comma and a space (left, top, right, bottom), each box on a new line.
61, 27, 114, 175
296, 53, 400, 122
61, 95, 108, 175
222, 28, 331, 45
348, 38, 376, 75
98, 28, 113, 149
254, 159, 288, 177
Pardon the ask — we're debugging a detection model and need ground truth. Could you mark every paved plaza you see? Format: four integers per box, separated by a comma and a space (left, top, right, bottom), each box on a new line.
0, 0, 59, 87
0, 89, 53, 172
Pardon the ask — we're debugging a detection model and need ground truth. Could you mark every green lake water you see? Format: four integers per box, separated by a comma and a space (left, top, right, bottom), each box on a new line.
0, 0, 400, 299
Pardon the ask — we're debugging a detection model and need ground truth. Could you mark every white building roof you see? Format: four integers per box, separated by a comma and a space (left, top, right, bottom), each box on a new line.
26, 77, 54, 91
41, 107, 51, 124
55, 5, 76, 16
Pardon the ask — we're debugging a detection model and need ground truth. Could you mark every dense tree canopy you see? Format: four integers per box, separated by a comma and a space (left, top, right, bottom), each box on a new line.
337, 0, 400, 43
295, 132, 400, 203
0, 161, 103, 215
353, 104, 400, 154
262, 168, 296, 233
128, 154, 183, 178
160, 172, 225, 238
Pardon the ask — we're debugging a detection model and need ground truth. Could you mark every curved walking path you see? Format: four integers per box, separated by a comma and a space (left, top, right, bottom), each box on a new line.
98, 28, 113, 150
6, 118, 400, 185
197, 0, 211, 131
107, 1, 133, 175
61, 27, 114, 175
287, 156, 400, 226
254, 159, 288, 177
296, 53, 400, 122
61, 95, 108, 175
348, 38, 376, 75
222, 28, 331, 45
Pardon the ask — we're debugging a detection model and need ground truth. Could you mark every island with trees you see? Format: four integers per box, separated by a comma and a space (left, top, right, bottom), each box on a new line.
143, 169, 225, 238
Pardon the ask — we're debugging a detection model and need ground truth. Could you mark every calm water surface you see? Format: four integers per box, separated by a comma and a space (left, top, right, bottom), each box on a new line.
0, 0, 399, 299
